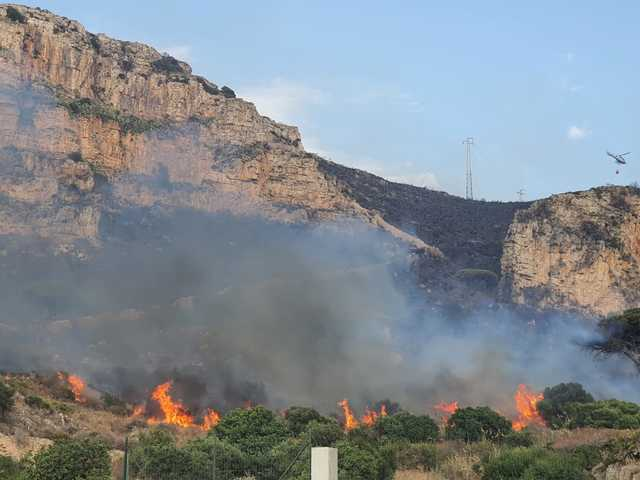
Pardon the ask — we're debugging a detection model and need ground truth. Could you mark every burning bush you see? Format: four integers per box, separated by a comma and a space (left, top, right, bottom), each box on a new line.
22, 438, 111, 480
537, 382, 594, 429
445, 406, 512, 442
377, 411, 439, 443
0, 380, 15, 418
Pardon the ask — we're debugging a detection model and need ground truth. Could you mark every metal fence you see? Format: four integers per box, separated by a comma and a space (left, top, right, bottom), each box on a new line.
123, 441, 311, 480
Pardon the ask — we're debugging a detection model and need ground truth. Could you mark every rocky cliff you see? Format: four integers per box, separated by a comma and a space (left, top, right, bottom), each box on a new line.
501, 187, 640, 317
0, 3, 441, 255
0, 4, 639, 317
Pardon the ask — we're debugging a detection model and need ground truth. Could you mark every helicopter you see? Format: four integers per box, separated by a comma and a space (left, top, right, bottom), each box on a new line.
607, 151, 631, 174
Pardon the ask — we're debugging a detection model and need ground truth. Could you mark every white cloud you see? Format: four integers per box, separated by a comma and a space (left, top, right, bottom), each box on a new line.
386, 172, 442, 190
237, 79, 329, 124
162, 45, 192, 62
567, 125, 590, 141
305, 137, 442, 190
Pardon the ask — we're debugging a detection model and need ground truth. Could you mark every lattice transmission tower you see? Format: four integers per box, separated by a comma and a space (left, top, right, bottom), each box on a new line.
463, 137, 474, 200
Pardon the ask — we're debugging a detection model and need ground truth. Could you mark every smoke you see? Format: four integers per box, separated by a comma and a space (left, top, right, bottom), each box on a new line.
0, 78, 638, 420
1, 205, 637, 417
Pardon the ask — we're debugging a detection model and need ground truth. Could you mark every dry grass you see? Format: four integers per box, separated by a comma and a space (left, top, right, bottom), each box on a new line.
395, 469, 447, 480
395, 441, 503, 480
534, 427, 635, 450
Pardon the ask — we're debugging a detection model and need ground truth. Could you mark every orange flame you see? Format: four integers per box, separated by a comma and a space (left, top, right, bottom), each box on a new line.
361, 404, 388, 427
512, 384, 545, 431
146, 381, 220, 431
57, 372, 86, 403
338, 399, 359, 431
434, 401, 459, 422
147, 381, 196, 428
202, 408, 221, 431
131, 404, 146, 417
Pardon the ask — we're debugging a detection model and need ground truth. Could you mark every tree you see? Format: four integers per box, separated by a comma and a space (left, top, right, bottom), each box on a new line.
446, 406, 512, 442
0, 381, 15, 419
336, 441, 393, 480
587, 308, 640, 370
377, 412, 439, 443
284, 406, 327, 436
564, 400, 640, 429
130, 427, 247, 480
537, 383, 594, 429
212, 406, 288, 457
24, 438, 111, 480
304, 420, 344, 447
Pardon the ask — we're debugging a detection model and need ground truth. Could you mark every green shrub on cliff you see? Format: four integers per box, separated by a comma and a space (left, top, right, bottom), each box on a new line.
0, 381, 15, 418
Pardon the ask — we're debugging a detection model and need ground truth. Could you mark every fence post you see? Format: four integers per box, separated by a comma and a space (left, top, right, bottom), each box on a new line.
311, 447, 337, 480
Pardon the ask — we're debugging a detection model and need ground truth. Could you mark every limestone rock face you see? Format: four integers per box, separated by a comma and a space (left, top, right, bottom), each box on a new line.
0, 4, 436, 253
500, 187, 640, 317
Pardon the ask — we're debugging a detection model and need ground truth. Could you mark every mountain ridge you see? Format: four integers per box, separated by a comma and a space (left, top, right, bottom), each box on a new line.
0, 4, 639, 316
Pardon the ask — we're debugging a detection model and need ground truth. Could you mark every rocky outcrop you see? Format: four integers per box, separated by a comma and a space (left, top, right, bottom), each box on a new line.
500, 187, 640, 317
0, 4, 439, 254
2, 5, 640, 316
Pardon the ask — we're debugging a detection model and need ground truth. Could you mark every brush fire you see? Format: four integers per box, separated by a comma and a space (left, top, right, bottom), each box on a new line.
512, 383, 545, 431
126, 381, 544, 433
145, 381, 221, 431
434, 400, 458, 422
57, 372, 87, 403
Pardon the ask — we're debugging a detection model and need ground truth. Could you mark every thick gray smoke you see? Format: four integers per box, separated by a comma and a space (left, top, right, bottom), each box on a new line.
0, 80, 637, 420
0, 206, 637, 418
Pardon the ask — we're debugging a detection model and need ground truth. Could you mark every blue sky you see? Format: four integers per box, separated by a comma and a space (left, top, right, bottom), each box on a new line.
24, 1, 640, 200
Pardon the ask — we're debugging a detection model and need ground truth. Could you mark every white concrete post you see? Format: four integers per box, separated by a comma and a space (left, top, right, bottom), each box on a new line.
311, 447, 338, 480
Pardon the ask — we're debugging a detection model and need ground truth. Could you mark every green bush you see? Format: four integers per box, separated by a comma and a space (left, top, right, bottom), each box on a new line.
25, 395, 52, 412
6, 6, 27, 24
285, 406, 327, 436
393, 442, 437, 471
336, 440, 394, 480
304, 420, 344, 447
185, 436, 247, 478
537, 383, 594, 429
0, 381, 15, 418
565, 399, 640, 429
501, 430, 534, 448
569, 444, 603, 470
58, 97, 164, 134
270, 438, 311, 480
0, 455, 21, 480
24, 438, 111, 480
377, 411, 439, 443
481, 447, 546, 480
446, 407, 512, 442
482, 448, 588, 480
130, 428, 232, 480
212, 406, 289, 457
521, 453, 586, 480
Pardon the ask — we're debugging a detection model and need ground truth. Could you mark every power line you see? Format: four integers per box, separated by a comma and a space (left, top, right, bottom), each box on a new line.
463, 137, 474, 200
516, 188, 525, 201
